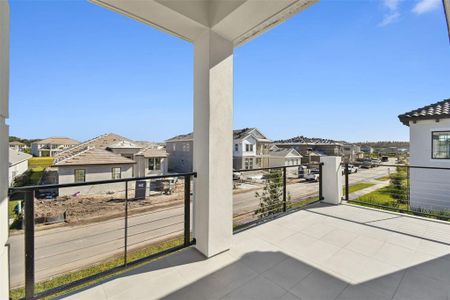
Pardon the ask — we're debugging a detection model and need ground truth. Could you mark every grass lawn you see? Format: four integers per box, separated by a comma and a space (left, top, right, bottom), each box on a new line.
345, 183, 375, 194
355, 186, 408, 210
8, 200, 20, 219
28, 157, 54, 169
10, 236, 185, 300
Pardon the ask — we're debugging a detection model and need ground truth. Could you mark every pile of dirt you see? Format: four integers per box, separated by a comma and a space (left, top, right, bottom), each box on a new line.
34, 181, 187, 225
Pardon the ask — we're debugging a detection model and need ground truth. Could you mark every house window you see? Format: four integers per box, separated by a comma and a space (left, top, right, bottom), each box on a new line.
235, 144, 238, 152
74, 169, 86, 183
182, 143, 190, 152
149, 158, 161, 171
432, 131, 450, 159
256, 158, 261, 166
244, 158, 254, 170
112, 167, 121, 179
245, 144, 254, 152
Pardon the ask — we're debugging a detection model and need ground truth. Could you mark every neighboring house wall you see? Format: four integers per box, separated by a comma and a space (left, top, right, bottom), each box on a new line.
8, 160, 28, 186
134, 155, 168, 177
409, 119, 450, 210
58, 164, 134, 196
166, 141, 193, 173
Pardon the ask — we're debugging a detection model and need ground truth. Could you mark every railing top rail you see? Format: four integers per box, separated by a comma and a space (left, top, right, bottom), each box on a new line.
235, 163, 323, 173
345, 163, 450, 171
9, 172, 197, 192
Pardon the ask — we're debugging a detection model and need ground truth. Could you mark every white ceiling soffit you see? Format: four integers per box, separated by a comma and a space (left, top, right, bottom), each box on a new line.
91, 0, 317, 47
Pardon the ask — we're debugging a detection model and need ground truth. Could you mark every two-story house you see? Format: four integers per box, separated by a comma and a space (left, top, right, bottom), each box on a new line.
31, 137, 80, 157
166, 128, 302, 172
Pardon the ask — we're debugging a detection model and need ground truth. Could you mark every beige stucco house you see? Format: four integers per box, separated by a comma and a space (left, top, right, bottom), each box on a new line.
31, 137, 80, 157
53, 133, 168, 196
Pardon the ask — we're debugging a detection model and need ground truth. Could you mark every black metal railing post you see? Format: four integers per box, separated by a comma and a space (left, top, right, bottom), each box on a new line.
319, 163, 323, 200
124, 181, 128, 266
345, 163, 349, 201
24, 189, 35, 300
282, 167, 287, 212
184, 175, 191, 246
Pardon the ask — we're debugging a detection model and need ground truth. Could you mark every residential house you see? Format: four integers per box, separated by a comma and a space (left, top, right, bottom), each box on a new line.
31, 137, 80, 157
360, 145, 374, 154
8, 149, 31, 186
166, 128, 300, 172
53, 133, 168, 196
275, 136, 345, 164
342, 144, 361, 162
9, 141, 27, 152
398, 98, 450, 210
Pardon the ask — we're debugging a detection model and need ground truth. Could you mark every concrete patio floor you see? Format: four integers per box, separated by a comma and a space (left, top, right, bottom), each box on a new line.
62, 203, 450, 300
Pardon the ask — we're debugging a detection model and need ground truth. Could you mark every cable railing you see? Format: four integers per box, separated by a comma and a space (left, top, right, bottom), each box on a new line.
232, 163, 324, 232
8, 172, 196, 300
342, 163, 450, 221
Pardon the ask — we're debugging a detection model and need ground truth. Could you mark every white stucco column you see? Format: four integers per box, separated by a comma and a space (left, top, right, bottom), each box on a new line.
320, 156, 343, 205
193, 30, 233, 257
0, 2, 10, 299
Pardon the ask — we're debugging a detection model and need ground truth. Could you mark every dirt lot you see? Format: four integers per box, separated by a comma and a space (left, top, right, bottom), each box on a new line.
33, 180, 187, 225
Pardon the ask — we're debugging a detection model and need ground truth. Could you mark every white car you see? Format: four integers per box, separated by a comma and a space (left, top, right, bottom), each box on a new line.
348, 164, 358, 173
304, 172, 319, 181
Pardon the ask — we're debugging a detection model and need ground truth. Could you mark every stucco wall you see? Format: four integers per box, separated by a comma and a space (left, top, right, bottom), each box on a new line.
409, 119, 450, 210
0, 2, 10, 298
166, 141, 193, 172
58, 164, 134, 196
8, 160, 28, 186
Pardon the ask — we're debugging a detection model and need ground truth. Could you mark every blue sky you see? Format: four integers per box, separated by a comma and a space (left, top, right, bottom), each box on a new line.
8, 0, 450, 143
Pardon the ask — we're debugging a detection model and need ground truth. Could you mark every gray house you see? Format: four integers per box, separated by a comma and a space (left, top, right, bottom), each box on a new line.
166, 128, 301, 172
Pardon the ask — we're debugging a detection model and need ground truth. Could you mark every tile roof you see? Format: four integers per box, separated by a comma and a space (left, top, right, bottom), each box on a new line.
107, 140, 141, 149
274, 136, 344, 145
54, 148, 135, 166
398, 99, 450, 126
9, 141, 25, 146
9, 149, 32, 166
35, 137, 80, 145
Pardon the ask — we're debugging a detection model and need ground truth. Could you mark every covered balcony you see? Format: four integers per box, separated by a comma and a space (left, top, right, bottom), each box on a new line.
1, 1, 450, 300
64, 203, 450, 300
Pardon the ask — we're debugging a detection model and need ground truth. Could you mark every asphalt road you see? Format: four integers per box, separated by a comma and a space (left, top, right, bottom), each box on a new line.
9, 164, 393, 288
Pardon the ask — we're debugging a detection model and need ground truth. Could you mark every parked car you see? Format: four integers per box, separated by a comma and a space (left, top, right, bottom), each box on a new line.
371, 159, 381, 167
344, 164, 358, 173
304, 172, 319, 181
360, 160, 372, 169
233, 171, 242, 180
381, 156, 389, 162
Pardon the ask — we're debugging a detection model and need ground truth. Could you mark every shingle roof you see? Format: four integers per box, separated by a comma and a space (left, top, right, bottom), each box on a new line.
269, 148, 302, 158
9, 149, 32, 166
398, 99, 450, 126
136, 147, 168, 158
54, 148, 135, 166
165, 128, 271, 142
54, 133, 131, 163
107, 140, 141, 149
9, 141, 25, 146
35, 137, 80, 145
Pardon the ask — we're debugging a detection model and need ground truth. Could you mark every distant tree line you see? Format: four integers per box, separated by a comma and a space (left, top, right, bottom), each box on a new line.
9, 136, 40, 147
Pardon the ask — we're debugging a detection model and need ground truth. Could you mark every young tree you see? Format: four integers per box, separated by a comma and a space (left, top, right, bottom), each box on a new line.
255, 169, 290, 218
390, 167, 408, 204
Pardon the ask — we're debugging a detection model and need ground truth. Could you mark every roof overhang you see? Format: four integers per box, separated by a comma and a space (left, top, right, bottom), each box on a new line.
91, 0, 318, 47
444, 0, 450, 42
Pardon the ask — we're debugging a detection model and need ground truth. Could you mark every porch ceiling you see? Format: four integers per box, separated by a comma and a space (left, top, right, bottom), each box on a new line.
91, 0, 318, 46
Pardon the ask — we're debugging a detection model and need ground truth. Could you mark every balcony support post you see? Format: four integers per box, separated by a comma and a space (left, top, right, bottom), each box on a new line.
193, 30, 233, 257
0, 2, 10, 299
320, 156, 343, 205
